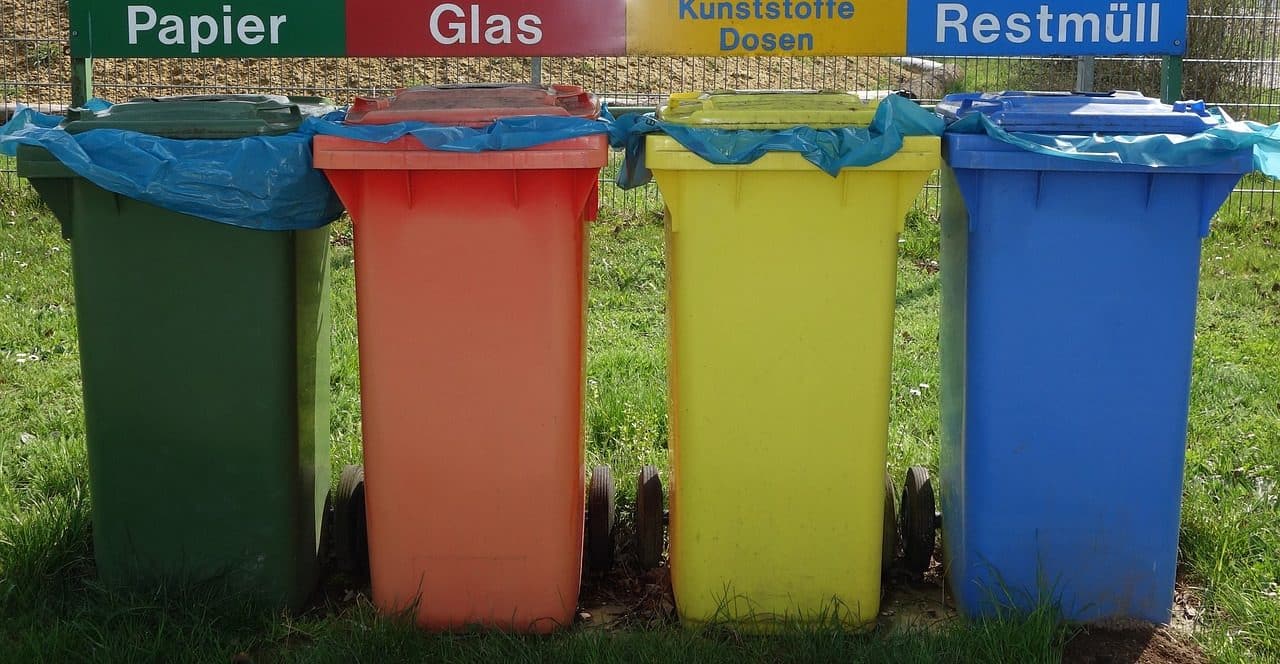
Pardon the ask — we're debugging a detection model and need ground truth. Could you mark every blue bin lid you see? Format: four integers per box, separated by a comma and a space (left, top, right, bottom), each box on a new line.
936, 91, 1221, 135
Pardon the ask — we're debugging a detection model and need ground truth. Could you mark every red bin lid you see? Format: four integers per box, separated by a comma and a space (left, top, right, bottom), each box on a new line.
344, 83, 600, 126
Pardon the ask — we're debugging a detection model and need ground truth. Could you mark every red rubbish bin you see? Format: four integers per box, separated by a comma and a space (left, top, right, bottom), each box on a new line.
313, 84, 608, 632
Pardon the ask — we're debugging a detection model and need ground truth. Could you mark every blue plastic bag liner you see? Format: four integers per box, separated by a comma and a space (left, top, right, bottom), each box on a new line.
1252, 121, 1280, 176
940, 91, 1280, 176
2, 94, 611, 229
3, 105, 342, 231
610, 93, 945, 189
2, 98, 116, 157
8, 126, 342, 231
1, 106, 68, 157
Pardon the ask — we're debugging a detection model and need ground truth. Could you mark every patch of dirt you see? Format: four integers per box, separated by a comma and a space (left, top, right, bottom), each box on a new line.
1063, 622, 1209, 664
578, 515, 679, 629
578, 565, 677, 630
1169, 581, 1207, 636
1058, 576, 1209, 664
878, 574, 955, 632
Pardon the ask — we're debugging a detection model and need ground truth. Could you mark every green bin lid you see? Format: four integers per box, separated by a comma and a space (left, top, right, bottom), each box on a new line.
658, 90, 881, 129
63, 94, 333, 139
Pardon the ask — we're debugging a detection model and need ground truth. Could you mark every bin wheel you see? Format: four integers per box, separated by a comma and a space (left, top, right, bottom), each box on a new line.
335, 464, 369, 577
318, 491, 336, 567
635, 465, 665, 570
586, 465, 616, 573
882, 471, 898, 577
900, 466, 936, 576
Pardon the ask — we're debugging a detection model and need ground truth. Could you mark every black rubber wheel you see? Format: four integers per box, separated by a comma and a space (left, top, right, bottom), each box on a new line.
322, 491, 337, 562
900, 466, 936, 575
882, 471, 898, 577
335, 464, 369, 576
635, 465, 665, 570
586, 465, 616, 573
318, 491, 336, 568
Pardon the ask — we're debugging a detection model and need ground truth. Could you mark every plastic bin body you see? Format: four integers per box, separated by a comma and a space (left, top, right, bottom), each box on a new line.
649, 91, 940, 627
14, 96, 334, 610
938, 92, 1254, 623
313, 85, 606, 633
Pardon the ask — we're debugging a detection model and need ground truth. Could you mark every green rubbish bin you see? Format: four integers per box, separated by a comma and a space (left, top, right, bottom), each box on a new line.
16, 96, 335, 609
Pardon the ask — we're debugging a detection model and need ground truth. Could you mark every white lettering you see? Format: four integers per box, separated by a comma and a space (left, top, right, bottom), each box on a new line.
124, 5, 288, 51
971, 13, 1001, 43
930, 2, 1168, 47
484, 13, 512, 44
127, 5, 157, 44
1007, 13, 1032, 43
517, 14, 542, 44
1105, 3, 1132, 42
191, 15, 217, 53
1059, 12, 1100, 42
269, 15, 287, 43
1037, 5, 1054, 41
429, 5, 543, 46
430, 4, 466, 44
937, 3, 968, 43
238, 15, 264, 45
158, 15, 184, 45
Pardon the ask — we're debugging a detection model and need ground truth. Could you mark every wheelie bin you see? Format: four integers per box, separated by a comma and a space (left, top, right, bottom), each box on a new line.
312, 84, 609, 633
646, 91, 941, 627
15, 96, 338, 610
935, 91, 1255, 623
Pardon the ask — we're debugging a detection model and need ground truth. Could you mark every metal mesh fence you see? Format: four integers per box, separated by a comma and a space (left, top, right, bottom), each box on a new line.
3, 0, 1278, 212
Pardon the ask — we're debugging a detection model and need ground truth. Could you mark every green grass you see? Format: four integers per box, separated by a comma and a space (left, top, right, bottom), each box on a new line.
1234, 89, 1280, 125
1, 177, 1278, 662
1177, 190, 1280, 663
941, 58, 1075, 97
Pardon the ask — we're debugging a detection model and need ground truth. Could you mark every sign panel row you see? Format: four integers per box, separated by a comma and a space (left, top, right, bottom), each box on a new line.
71, 1, 1188, 58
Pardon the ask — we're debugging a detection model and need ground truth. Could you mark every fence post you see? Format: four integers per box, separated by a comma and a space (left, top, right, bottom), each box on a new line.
531, 57, 543, 86
71, 57, 93, 108
1160, 56, 1183, 104
1076, 56, 1096, 92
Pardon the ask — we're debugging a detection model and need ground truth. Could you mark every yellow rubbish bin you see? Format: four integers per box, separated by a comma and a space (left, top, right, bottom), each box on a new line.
649, 91, 940, 627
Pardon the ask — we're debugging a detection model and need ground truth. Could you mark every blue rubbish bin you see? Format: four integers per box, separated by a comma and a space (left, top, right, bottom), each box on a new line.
938, 91, 1255, 623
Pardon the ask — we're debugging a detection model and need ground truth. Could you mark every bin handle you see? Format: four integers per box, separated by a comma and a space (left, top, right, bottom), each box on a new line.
126, 94, 292, 105
121, 95, 300, 117
1019, 90, 1142, 98
703, 89, 847, 96
406, 83, 542, 91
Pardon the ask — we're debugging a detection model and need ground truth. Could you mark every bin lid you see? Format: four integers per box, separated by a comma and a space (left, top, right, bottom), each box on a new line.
343, 84, 600, 126
62, 95, 327, 139
936, 91, 1221, 134
658, 90, 880, 129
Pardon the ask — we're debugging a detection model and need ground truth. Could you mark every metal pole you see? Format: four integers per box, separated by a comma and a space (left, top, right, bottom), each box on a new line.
531, 57, 543, 86
1161, 56, 1184, 104
1075, 56, 1096, 92
71, 57, 93, 108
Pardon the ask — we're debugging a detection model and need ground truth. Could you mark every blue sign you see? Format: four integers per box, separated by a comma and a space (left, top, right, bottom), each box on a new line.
907, 0, 1188, 56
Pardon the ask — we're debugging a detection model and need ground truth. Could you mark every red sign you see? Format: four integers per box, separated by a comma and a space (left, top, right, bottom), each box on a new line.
346, 0, 626, 56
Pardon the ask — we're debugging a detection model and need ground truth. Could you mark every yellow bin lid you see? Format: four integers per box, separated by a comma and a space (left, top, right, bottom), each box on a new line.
658, 90, 880, 129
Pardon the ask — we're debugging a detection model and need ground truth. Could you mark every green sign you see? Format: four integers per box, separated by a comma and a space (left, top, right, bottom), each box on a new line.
70, 1, 346, 57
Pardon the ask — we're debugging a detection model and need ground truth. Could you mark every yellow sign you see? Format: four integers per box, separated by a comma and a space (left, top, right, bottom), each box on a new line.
627, 0, 907, 55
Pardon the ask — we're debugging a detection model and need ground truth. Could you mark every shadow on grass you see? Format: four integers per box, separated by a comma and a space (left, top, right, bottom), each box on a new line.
0, 541, 1075, 664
